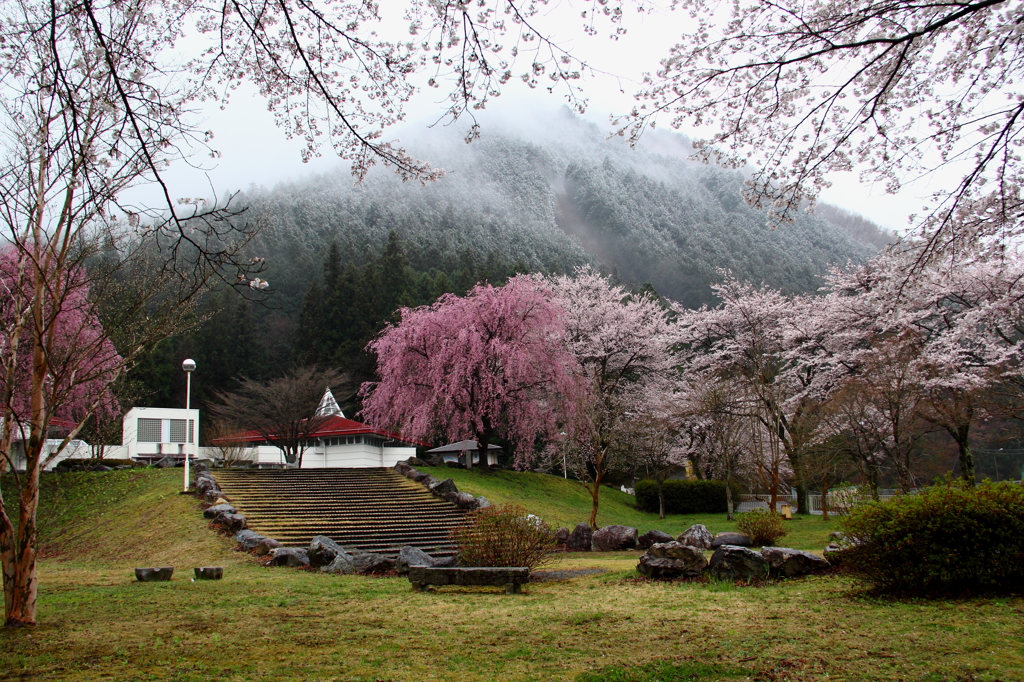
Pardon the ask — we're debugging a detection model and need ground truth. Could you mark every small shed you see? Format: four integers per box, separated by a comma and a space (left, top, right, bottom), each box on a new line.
426, 440, 501, 467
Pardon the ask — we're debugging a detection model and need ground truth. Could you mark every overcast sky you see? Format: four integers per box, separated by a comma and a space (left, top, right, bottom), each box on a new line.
153, 1, 938, 234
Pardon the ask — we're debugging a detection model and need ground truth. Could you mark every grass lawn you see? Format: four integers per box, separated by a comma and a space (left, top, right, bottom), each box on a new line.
1, 469, 1021, 681
416, 465, 835, 551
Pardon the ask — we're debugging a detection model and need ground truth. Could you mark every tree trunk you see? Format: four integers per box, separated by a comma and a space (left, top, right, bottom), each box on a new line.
725, 468, 735, 522
2, 468, 39, 626
657, 480, 665, 520
820, 472, 830, 522
588, 469, 604, 529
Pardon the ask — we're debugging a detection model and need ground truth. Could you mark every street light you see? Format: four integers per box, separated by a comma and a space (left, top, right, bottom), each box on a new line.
182, 359, 196, 493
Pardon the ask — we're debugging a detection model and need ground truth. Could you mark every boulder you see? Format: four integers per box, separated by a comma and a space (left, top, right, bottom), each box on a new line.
566, 522, 593, 552
270, 548, 310, 567
407, 457, 427, 467
216, 512, 247, 533
254, 538, 283, 556
321, 549, 357, 574
234, 530, 265, 551
154, 457, 177, 468
426, 454, 445, 467
193, 462, 210, 474
475, 496, 491, 509
677, 524, 715, 550
193, 567, 223, 580
707, 545, 770, 582
637, 529, 675, 550
352, 551, 396, 574
760, 547, 830, 578
433, 555, 458, 568
395, 545, 436, 574
823, 543, 848, 567
712, 532, 753, 548
308, 535, 348, 568
591, 525, 638, 552
91, 464, 112, 472
134, 567, 173, 582
553, 527, 571, 547
195, 477, 217, 495
637, 542, 708, 579
203, 489, 223, 504
211, 497, 229, 506
394, 461, 413, 477
429, 477, 458, 498
449, 491, 479, 510
421, 475, 441, 489
203, 503, 236, 518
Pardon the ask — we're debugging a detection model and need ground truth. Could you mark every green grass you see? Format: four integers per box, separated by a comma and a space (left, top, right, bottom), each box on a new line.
417, 466, 836, 551
1, 469, 1021, 681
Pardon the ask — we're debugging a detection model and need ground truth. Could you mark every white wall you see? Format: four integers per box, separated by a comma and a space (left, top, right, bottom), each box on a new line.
123, 406, 199, 460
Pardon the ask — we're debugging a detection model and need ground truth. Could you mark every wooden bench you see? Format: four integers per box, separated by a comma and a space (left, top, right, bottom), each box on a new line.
408, 566, 531, 594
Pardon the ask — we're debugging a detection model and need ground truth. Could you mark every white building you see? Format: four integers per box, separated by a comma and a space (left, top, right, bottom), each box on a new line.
213, 389, 422, 468
122, 406, 199, 463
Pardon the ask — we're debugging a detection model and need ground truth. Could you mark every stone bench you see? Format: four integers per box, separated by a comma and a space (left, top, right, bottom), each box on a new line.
408, 566, 530, 594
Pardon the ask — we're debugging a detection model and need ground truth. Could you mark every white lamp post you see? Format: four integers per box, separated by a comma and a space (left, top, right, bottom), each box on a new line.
182, 359, 196, 492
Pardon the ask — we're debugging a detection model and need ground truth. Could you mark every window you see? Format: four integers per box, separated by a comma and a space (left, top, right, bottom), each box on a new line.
169, 419, 187, 443
188, 420, 194, 444
138, 418, 162, 443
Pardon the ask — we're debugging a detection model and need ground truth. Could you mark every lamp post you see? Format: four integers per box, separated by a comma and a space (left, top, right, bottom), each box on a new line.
182, 359, 196, 493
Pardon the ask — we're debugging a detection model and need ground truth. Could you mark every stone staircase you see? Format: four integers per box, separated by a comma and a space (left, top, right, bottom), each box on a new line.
211, 468, 465, 557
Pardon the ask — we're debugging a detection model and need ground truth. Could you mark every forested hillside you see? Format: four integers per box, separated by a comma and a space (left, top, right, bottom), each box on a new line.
124, 109, 891, 429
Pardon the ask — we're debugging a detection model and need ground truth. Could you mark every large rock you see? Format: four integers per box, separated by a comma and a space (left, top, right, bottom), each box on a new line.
135, 567, 173, 582
449, 491, 479, 510
234, 530, 265, 550
591, 525, 638, 552
394, 461, 413, 477
566, 522, 593, 552
677, 524, 715, 550
411, 470, 431, 483
352, 551, 396, 574
216, 512, 247, 533
195, 476, 218, 494
308, 535, 347, 568
421, 475, 441, 489
395, 545, 436, 575
637, 542, 708, 579
707, 545, 770, 582
637, 529, 675, 550
270, 548, 310, 567
321, 549, 357, 574
475, 496, 491, 509
553, 527, 571, 547
429, 477, 458, 498
712, 532, 753, 548
254, 538, 283, 556
433, 555, 458, 568
203, 503, 236, 518
203, 489, 223, 504
154, 457, 177, 468
406, 456, 427, 467
760, 547, 830, 578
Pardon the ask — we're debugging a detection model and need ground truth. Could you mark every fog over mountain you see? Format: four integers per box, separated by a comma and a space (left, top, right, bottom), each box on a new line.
241, 108, 888, 313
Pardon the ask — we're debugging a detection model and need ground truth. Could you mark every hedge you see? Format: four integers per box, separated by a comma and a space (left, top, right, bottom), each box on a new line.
634, 479, 742, 514
839, 480, 1024, 595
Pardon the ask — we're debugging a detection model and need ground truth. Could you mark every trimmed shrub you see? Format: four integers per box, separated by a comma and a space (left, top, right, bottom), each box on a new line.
451, 504, 557, 570
634, 479, 741, 514
735, 509, 787, 546
840, 481, 1024, 595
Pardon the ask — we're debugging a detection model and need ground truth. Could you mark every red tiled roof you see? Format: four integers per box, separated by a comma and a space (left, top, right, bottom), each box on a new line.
212, 415, 430, 448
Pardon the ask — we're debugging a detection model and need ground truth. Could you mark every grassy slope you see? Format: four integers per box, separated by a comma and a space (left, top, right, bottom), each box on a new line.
416, 466, 835, 551
4, 468, 241, 569
0, 469, 1021, 681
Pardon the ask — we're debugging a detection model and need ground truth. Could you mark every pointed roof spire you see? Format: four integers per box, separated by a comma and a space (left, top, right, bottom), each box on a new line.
316, 387, 344, 418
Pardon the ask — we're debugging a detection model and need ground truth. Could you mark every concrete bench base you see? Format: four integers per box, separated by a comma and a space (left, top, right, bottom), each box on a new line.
194, 567, 223, 580
409, 566, 530, 594
135, 567, 173, 582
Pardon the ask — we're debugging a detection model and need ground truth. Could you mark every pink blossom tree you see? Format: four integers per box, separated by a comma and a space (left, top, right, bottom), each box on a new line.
359, 276, 581, 465
548, 269, 679, 528
0, 247, 122, 627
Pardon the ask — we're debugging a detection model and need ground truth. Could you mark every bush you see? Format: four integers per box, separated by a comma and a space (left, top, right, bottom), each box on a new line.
634, 479, 742, 514
451, 504, 557, 570
735, 509, 787, 546
839, 481, 1024, 595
